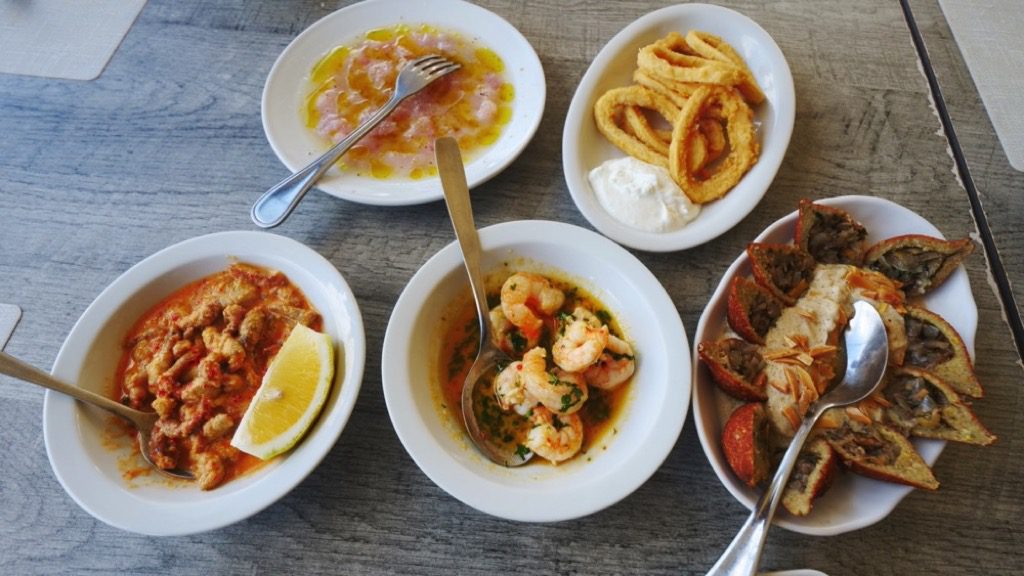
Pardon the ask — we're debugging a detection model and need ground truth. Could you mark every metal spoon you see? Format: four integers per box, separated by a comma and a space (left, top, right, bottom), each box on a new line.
706, 300, 889, 576
434, 136, 531, 467
251, 55, 461, 228
0, 351, 194, 480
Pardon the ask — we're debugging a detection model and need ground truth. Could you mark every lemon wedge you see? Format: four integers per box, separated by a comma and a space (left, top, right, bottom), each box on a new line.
231, 324, 334, 460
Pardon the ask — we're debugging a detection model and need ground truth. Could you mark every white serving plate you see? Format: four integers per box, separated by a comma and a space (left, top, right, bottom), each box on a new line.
692, 195, 976, 535
381, 220, 688, 522
262, 0, 545, 206
43, 231, 366, 536
562, 3, 795, 252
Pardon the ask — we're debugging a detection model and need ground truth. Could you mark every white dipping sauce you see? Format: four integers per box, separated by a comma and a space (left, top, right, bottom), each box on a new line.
587, 157, 700, 232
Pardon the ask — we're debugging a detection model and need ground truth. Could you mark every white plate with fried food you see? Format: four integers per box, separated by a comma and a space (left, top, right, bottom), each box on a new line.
43, 231, 366, 536
692, 196, 980, 535
262, 0, 545, 206
562, 3, 794, 252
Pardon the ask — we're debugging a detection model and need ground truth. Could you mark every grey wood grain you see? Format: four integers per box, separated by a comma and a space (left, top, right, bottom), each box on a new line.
0, 1, 1021, 574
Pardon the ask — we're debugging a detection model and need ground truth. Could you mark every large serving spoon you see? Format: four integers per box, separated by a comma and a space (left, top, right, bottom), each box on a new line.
251, 55, 460, 228
434, 136, 531, 467
0, 351, 194, 480
706, 300, 889, 576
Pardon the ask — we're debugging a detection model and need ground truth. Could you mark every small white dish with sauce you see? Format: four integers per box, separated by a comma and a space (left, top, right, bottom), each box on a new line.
262, 0, 545, 206
562, 3, 795, 252
382, 220, 688, 522
43, 231, 366, 536
692, 196, 975, 536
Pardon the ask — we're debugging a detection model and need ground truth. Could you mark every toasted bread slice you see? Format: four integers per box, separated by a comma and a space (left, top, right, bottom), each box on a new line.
824, 418, 938, 490
726, 276, 784, 345
864, 235, 974, 296
722, 402, 772, 487
782, 437, 838, 516
794, 199, 869, 265
882, 367, 995, 445
903, 305, 983, 397
699, 338, 767, 401
747, 243, 817, 306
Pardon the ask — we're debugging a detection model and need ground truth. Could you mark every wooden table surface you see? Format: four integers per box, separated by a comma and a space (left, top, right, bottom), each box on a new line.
1, 1, 1021, 574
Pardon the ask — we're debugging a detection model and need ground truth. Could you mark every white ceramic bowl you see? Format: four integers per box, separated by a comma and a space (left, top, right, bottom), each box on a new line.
692, 196, 976, 535
381, 220, 688, 522
43, 231, 366, 536
562, 3, 795, 252
262, 0, 545, 206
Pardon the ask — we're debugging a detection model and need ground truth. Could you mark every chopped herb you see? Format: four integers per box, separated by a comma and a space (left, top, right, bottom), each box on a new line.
595, 309, 612, 325
559, 384, 583, 412
514, 444, 531, 459
609, 350, 634, 362
509, 330, 527, 354
486, 293, 501, 309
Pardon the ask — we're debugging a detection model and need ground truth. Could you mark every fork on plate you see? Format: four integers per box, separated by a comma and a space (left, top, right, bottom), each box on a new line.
251, 55, 461, 228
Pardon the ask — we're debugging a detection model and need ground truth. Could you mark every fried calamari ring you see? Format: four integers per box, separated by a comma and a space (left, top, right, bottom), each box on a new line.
637, 32, 744, 87
686, 118, 727, 174
594, 85, 680, 167
624, 106, 672, 155
668, 85, 760, 204
632, 69, 695, 108
685, 30, 766, 104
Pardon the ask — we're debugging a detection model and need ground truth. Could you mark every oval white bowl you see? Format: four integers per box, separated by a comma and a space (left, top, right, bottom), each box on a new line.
262, 0, 545, 206
692, 195, 976, 535
382, 220, 688, 522
562, 3, 795, 252
43, 231, 366, 536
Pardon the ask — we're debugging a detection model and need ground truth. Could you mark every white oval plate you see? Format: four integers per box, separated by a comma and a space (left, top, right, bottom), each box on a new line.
692, 196, 976, 535
381, 220, 688, 522
43, 231, 366, 536
562, 3, 795, 252
262, 0, 545, 206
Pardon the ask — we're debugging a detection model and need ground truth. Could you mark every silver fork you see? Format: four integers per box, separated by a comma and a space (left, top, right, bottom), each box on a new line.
251, 55, 461, 228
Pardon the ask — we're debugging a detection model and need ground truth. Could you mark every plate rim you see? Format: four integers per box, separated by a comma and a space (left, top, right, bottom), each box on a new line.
561, 2, 796, 252
260, 0, 546, 207
690, 195, 976, 535
381, 219, 690, 522
42, 230, 367, 536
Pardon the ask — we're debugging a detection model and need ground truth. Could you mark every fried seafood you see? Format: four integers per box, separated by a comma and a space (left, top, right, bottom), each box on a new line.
594, 85, 680, 167
699, 199, 989, 516
668, 85, 760, 204
592, 30, 764, 204
864, 235, 975, 296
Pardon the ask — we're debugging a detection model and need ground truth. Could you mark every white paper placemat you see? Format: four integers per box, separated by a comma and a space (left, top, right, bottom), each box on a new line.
939, 0, 1024, 171
0, 0, 147, 81
0, 304, 22, 350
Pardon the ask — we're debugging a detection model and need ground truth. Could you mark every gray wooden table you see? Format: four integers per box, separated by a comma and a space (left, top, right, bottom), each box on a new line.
2, 1, 1022, 574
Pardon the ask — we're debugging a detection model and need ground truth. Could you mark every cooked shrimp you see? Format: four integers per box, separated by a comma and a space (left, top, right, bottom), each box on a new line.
521, 347, 589, 414
489, 305, 538, 357
552, 307, 609, 372
584, 334, 636, 390
500, 273, 565, 339
493, 361, 537, 415
526, 406, 583, 464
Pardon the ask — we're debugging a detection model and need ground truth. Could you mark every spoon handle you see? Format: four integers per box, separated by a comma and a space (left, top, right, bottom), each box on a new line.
0, 351, 146, 424
705, 402, 828, 576
435, 137, 491, 340
250, 94, 402, 228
